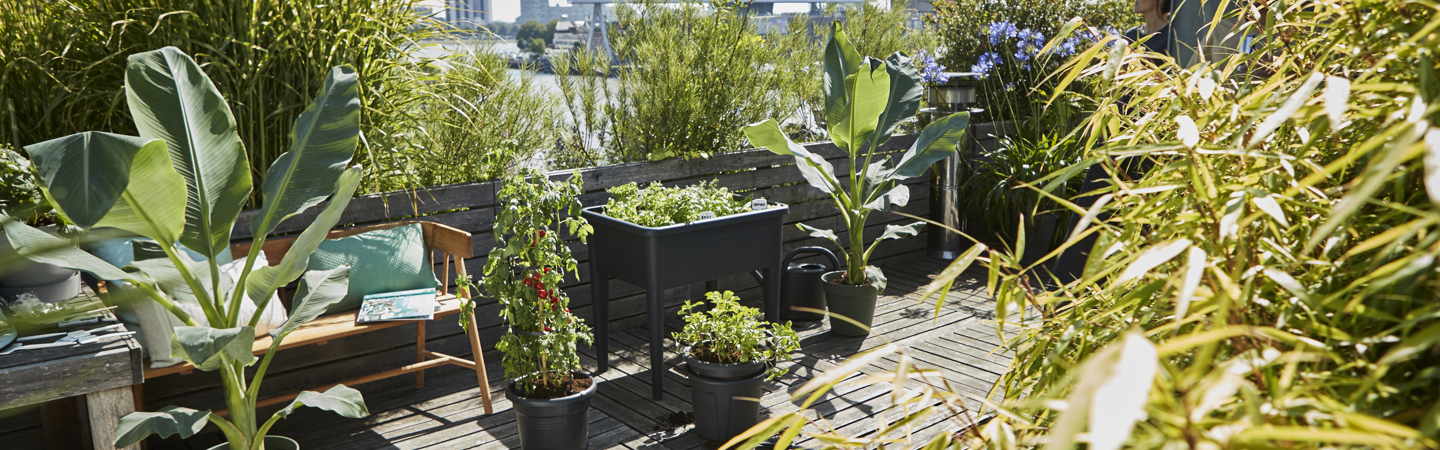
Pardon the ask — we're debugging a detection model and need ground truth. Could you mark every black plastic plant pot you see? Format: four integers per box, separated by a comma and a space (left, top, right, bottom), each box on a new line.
206, 436, 299, 450
506, 371, 599, 450
821, 271, 879, 337
684, 355, 767, 442
583, 201, 789, 400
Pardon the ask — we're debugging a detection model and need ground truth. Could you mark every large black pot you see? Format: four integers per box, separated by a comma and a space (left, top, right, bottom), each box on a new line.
821, 271, 879, 337
506, 371, 598, 450
683, 353, 767, 442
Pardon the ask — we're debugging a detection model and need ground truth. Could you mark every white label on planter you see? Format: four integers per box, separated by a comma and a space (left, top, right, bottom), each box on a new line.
751, 198, 768, 210
698, 211, 716, 220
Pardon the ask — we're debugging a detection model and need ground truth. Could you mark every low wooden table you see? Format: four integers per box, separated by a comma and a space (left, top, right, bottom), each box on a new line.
0, 287, 144, 450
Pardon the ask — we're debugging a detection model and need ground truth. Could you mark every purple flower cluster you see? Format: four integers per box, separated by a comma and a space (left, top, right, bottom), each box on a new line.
971, 52, 1001, 76
917, 50, 950, 85
972, 22, 1122, 77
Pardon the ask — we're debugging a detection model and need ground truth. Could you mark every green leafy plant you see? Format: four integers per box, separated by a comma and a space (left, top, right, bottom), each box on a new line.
925, 0, 1136, 77
673, 290, 800, 380
601, 181, 753, 227
552, 0, 819, 164
401, 45, 557, 186
475, 168, 595, 398
743, 24, 971, 291
0, 146, 53, 227
733, 1, 1440, 448
2, 47, 369, 449
960, 132, 1085, 242
3, 0, 552, 198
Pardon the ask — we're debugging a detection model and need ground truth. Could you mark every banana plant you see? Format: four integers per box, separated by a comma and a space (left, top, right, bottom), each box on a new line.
743, 24, 971, 291
1, 47, 369, 450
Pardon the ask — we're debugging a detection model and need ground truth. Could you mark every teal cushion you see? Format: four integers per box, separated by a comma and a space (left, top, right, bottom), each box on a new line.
307, 223, 440, 314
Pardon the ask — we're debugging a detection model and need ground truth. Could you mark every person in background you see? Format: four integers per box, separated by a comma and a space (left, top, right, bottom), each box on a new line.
1124, 0, 1172, 57
1051, 0, 1173, 285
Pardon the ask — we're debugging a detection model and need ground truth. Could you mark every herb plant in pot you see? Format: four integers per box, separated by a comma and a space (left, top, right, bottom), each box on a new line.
743, 24, 972, 337
673, 290, 799, 442
0, 146, 82, 303
476, 168, 597, 450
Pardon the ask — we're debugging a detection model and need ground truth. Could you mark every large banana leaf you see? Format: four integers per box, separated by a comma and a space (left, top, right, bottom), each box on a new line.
245, 167, 363, 315
888, 112, 972, 180
114, 406, 210, 449
272, 266, 351, 340
170, 325, 257, 371
742, 120, 839, 194
24, 133, 184, 243
873, 53, 923, 149
0, 216, 130, 280
832, 58, 891, 157
275, 385, 368, 420
250, 66, 361, 239
823, 24, 861, 151
125, 47, 252, 261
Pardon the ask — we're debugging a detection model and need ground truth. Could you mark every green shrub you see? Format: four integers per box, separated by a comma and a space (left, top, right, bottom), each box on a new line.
601, 181, 752, 227
960, 132, 1085, 242
841, 0, 938, 61
553, 0, 819, 164
388, 46, 558, 190
925, 0, 1136, 73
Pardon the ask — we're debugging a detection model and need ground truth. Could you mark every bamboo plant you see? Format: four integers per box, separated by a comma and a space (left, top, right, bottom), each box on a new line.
2, 47, 369, 450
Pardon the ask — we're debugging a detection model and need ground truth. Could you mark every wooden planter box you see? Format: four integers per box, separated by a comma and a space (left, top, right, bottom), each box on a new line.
581, 201, 788, 400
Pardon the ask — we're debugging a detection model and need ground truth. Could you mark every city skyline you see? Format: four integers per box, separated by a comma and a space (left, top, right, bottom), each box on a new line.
423, 0, 814, 23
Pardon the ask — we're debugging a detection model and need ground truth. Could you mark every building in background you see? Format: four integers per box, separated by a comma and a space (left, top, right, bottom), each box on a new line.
446, 0, 488, 28
515, 0, 580, 25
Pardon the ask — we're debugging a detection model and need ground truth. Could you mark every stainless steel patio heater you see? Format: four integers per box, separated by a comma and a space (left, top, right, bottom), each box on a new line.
924, 72, 980, 260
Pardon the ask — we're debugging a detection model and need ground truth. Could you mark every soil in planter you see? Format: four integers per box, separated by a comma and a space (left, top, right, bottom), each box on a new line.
691, 345, 745, 365
525, 374, 594, 400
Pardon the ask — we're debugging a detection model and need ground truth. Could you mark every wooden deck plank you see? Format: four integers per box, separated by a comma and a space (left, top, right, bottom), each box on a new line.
125, 253, 1018, 450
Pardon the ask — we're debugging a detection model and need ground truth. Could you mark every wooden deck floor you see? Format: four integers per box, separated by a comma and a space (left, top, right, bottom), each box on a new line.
251, 256, 1018, 449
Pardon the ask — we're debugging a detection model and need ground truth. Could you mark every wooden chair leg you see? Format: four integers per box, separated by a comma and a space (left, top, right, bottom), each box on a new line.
415, 321, 427, 390
465, 311, 493, 415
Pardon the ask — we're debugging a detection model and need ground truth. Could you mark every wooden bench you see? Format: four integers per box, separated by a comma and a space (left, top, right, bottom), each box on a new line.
135, 220, 492, 415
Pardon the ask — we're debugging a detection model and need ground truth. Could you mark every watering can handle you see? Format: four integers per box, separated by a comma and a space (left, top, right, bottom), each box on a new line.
783, 246, 841, 270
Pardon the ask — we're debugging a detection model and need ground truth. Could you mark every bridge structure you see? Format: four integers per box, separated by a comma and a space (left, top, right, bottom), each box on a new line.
570, 0, 866, 64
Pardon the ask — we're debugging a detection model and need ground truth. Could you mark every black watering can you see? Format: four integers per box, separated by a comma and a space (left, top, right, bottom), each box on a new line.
751, 247, 841, 322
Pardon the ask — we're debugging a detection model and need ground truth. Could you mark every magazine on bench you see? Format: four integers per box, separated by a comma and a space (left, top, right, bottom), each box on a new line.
357, 288, 440, 323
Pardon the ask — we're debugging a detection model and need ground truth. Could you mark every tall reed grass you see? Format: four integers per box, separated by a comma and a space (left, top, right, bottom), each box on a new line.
2, 0, 553, 200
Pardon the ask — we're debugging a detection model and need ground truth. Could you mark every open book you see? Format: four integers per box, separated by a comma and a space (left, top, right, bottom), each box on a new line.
356, 288, 440, 323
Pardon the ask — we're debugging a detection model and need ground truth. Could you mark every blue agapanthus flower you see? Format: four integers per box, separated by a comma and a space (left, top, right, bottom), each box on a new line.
1010, 28, 1045, 63
917, 50, 950, 84
987, 21, 1018, 46
971, 52, 1001, 77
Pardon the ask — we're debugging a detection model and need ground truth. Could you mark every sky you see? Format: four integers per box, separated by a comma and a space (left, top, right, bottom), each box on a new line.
421, 0, 810, 24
